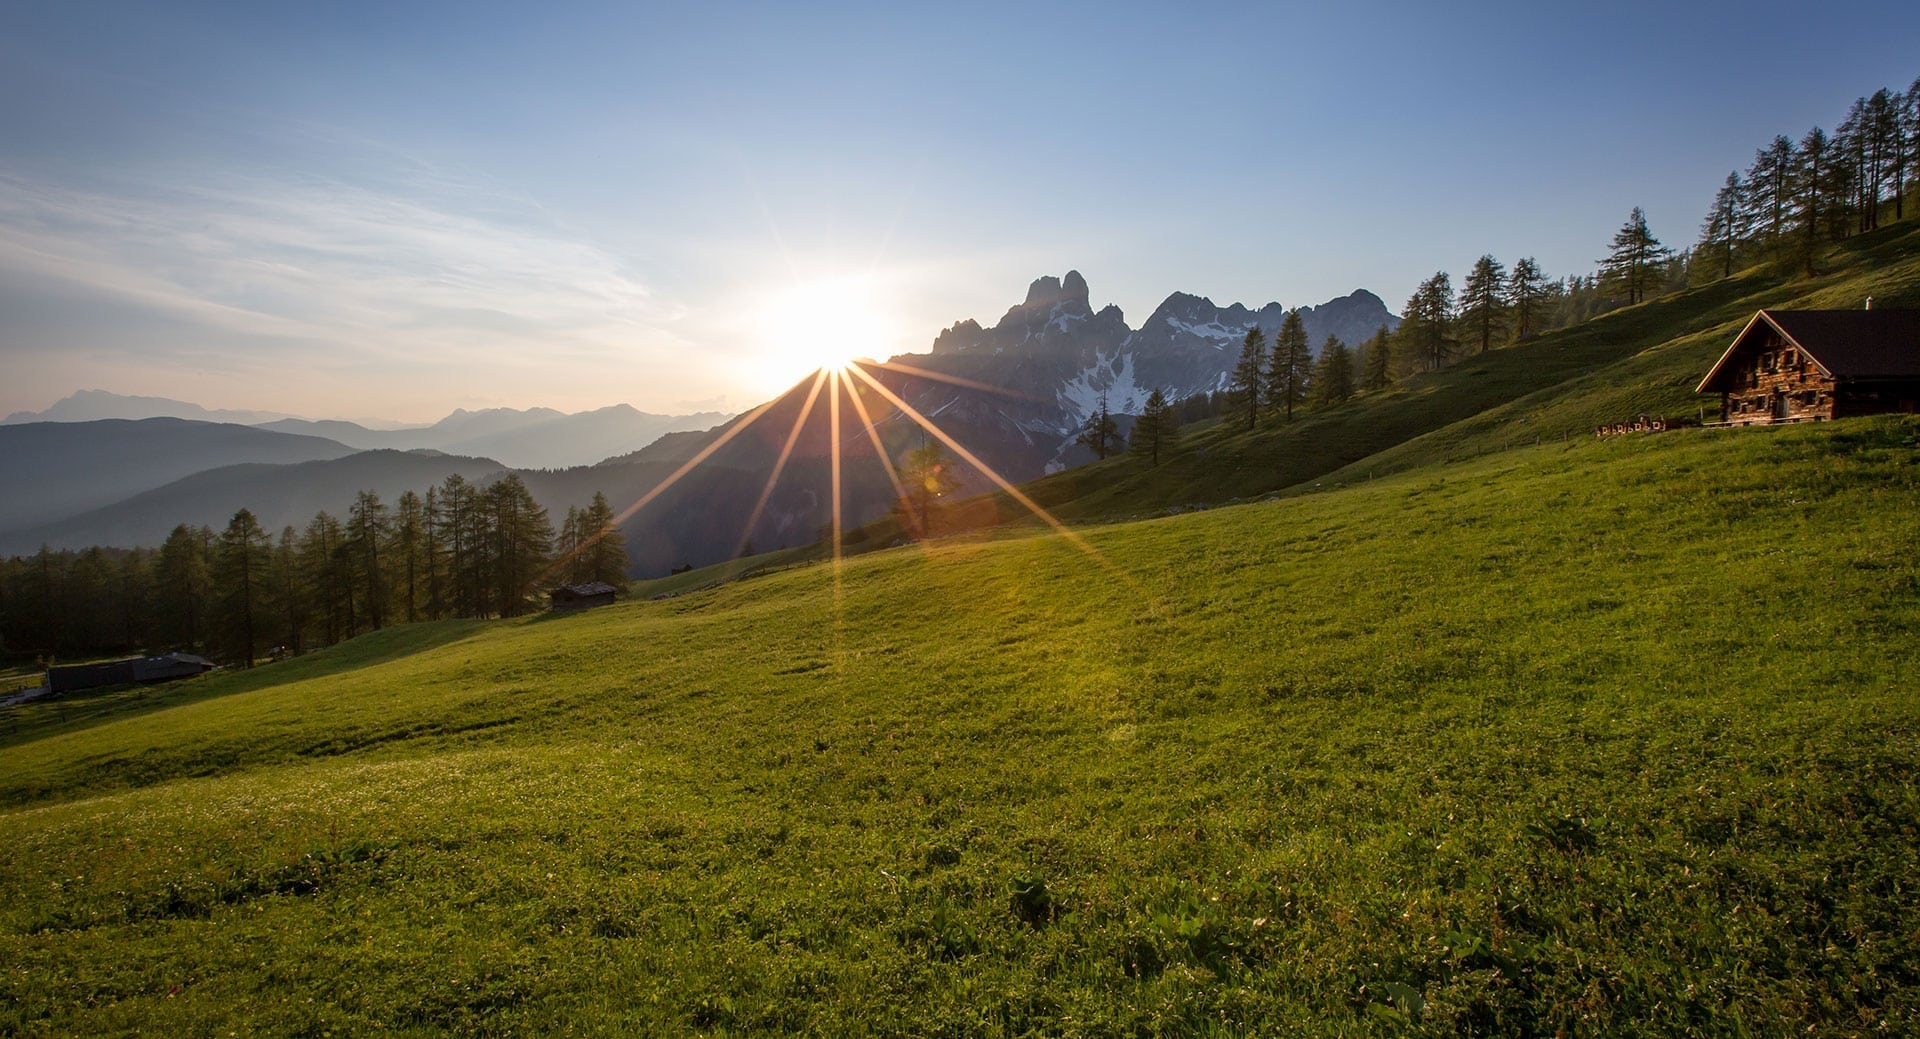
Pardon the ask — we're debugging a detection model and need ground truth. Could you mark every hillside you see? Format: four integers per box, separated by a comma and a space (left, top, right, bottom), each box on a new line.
4, 418, 1917, 1034
1008, 222, 1920, 523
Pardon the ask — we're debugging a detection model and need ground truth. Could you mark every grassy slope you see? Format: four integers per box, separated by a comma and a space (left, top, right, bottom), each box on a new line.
4, 418, 1919, 1035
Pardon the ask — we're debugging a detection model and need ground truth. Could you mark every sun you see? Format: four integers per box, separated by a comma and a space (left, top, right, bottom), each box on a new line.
757, 275, 899, 379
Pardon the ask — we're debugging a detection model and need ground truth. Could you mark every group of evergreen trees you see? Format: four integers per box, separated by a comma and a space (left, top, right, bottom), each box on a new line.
1695, 78, 1918, 278
0, 474, 628, 668
1222, 314, 1364, 431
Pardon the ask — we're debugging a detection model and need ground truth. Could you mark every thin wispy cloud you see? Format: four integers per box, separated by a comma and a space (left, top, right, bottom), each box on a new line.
0, 156, 693, 409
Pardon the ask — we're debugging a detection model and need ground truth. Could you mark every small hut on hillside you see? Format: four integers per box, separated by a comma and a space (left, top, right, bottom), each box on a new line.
1697, 307, 1920, 425
549, 582, 619, 611
46, 652, 216, 695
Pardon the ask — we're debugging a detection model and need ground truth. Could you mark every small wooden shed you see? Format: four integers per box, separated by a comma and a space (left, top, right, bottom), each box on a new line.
549, 582, 619, 611
1697, 308, 1920, 425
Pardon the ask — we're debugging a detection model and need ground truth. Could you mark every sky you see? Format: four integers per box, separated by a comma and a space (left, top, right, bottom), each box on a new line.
1, 1, 1915, 424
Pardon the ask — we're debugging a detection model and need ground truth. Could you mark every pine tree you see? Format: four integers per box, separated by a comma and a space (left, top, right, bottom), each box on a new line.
1311, 336, 1354, 407
580, 492, 629, 590
214, 508, 270, 666
1128, 388, 1178, 466
1458, 255, 1508, 354
1230, 326, 1265, 431
1505, 258, 1547, 339
1264, 310, 1312, 421
1599, 207, 1671, 305
1360, 324, 1393, 390
1074, 395, 1121, 459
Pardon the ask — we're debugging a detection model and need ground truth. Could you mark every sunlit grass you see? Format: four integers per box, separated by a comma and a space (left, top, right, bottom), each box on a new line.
4, 418, 1919, 1033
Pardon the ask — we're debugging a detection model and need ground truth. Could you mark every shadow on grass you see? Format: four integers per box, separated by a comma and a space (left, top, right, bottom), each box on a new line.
0, 619, 494, 751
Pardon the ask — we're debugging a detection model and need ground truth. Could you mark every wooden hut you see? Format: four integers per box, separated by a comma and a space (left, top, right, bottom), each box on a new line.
549, 582, 619, 611
1697, 308, 1920, 425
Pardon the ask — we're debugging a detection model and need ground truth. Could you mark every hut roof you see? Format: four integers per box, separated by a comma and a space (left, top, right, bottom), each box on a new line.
1698, 309, 1920, 393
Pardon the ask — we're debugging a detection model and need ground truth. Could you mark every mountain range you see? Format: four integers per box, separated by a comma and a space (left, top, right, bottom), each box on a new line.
2, 272, 1398, 571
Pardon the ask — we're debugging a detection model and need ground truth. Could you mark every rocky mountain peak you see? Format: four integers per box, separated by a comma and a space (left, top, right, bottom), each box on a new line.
1022, 270, 1092, 311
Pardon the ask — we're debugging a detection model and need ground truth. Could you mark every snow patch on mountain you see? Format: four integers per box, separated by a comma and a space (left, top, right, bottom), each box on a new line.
1162, 315, 1242, 343
1057, 351, 1149, 428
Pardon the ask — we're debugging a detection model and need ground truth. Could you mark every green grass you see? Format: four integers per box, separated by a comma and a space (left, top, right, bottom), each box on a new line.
4, 417, 1919, 1035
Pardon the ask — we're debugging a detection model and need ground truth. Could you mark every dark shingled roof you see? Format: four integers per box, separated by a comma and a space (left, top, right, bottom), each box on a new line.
556, 582, 619, 597
1697, 309, 1920, 393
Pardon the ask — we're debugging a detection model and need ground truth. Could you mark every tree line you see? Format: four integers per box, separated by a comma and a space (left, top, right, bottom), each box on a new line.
1695, 77, 1918, 279
0, 473, 629, 669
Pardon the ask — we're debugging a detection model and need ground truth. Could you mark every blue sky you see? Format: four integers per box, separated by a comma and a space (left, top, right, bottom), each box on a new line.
2, 1, 1914, 422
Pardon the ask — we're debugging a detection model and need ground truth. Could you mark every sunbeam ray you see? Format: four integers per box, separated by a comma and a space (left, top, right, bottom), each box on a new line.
844, 361, 1147, 592
734, 368, 829, 560
859, 358, 1044, 401
840, 371, 917, 534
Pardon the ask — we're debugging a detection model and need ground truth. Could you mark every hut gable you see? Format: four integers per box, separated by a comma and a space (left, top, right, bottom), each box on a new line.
1697, 309, 1920, 425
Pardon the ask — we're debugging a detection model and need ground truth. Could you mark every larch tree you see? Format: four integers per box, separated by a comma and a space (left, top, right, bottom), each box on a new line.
1599, 207, 1671, 305
346, 489, 390, 632
1396, 272, 1456, 373
1505, 258, 1548, 340
1795, 126, 1832, 275
580, 492, 629, 590
1128, 388, 1178, 466
1265, 310, 1312, 421
1747, 134, 1797, 254
1360, 324, 1393, 390
1074, 394, 1122, 459
1458, 254, 1509, 354
1697, 172, 1745, 279
214, 508, 271, 666
391, 490, 426, 624
1311, 336, 1354, 407
1230, 326, 1266, 431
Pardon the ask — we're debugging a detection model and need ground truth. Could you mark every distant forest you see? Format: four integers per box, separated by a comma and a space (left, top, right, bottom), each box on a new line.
5, 75, 1915, 674
0, 474, 628, 669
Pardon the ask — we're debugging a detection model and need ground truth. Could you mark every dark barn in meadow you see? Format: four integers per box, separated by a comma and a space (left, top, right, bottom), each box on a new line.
1698, 307, 1920, 425
46, 652, 217, 695
549, 582, 619, 611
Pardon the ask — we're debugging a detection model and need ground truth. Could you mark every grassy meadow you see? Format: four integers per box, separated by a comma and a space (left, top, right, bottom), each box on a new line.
5, 417, 1919, 1035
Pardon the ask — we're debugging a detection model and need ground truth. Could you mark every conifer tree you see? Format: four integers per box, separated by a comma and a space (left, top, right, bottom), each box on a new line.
1599, 207, 1671, 305
1458, 255, 1508, 354
484, 474, 553, 618
1697, 172, 1745, 280
580, 492, 629, 589
269, 525, 306, 656
1795, 126, 1832, 274
1396, 272, 1456, 373
1128, 388, 1178, 466
1505, 258, 1547, 339
347, 489, 390, 632
301, 512, 349, 645
558, 506, 586, 584
1747, 135, 1797, 253
1230, 326, 1265, 431
1074, 394, 1121, 459
391, 490, 426, 624
1264, 310, 1312, 421
1311, 336, 1354, 407
1360, 324, 1393, 390
214, 508, 270, 666
153, 524, 213, 653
